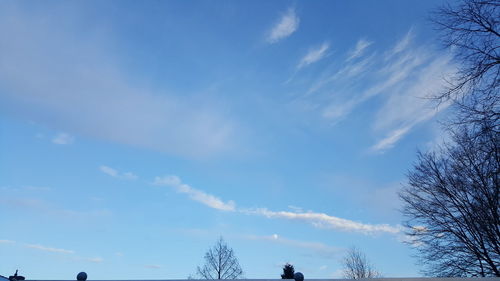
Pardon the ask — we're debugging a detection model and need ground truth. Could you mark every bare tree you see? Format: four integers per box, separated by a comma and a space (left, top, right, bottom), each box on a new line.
432, 0, 499, 132
196, 237, 244, 279
341, 247, 381, 279
400, 124, 500, 277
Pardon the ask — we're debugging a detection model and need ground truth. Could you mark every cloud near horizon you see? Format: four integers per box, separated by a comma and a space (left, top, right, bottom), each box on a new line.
153, 175, 400, 235
242, 208, 400, 234
0, 239, 104, 263
244, 233, 343, 259
24, 243, 75, 254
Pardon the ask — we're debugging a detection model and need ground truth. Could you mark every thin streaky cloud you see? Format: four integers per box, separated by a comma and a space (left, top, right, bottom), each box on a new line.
0, 8, 237, 158
152, 176, 397, 235
346, 39, 373, 61
0, 239, 15, 244
52, 132, 74, 145
294, 28, 456, 151
244, 234, 342, 258
242, 208, 400, 235
99, 165, 138, 180
306, 53, 375, 97
24, 243, 75, 254
153, 175, 236, 211
297, 43, 330, 69
389, 28, 414, 57
371, 126, 412, 152
370, 55, 456, 152
85, 257, 104, 263
267, 7, 299, 44
145, 265, 162, 269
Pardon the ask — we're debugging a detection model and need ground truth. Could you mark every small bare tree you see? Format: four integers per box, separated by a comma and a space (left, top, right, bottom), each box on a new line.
341, 247, 381, 279
196, 237, 244, 279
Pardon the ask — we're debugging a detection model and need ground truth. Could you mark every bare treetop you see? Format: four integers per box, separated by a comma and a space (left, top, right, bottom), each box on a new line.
432, 0, 499, 131
196, 237, 244, 279
341, 247, 381, 279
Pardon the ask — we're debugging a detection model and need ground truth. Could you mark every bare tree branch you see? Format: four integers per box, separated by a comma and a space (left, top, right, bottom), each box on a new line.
341, 247, 381, 279
431, 0, 500, 133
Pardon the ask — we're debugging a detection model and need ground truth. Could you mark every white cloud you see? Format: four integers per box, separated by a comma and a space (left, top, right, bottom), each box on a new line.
0, 6, 238, 158
370, 55, 455, 152
347, 39, 372, 61
390, 29, 414, 57
243, 208, 400, 235
3, 238, 103, 263
25, 243, 75, 254
267, 7, 299, 43
99, 165, 138, 180
153, 175, 236, 211
297, 43, 330, 69
153, 176, 399, 235
100, 166, 118, 177
0, 239, 15, 244
371, 126, 412, 152
52, 133, 74, 145
294, 29, 457, 151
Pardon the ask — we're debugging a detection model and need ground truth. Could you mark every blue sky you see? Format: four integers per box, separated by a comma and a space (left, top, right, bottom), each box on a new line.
0, 0, 457, 279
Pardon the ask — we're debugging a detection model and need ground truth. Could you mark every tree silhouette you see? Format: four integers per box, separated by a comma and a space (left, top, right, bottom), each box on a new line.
281, 263, 295, 279
400, 124, 500, 276
432, 0, 499, 133
195, 237, 244, 279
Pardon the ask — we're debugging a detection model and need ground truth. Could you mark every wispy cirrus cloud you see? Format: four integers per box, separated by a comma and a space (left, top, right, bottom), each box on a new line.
370, 54, 455, 152
99, 165, 138, 180
3, 239, 103, 263
52, 132, 74, 145
244, 234, 342, 258
83, 257, 104, 263
371, 126, 412, 152
297, 43, 330, 69
389, 29, 414, 57
25, 243, 75, 254
153, 175, 399, 235
346, 39, 372, 61
292, 29, 457, 151
267, 7, 299, 44
242, 208, 400, 234
153, 175, 236, 211
0, 6, 238, 158
0, 239, 15, 244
